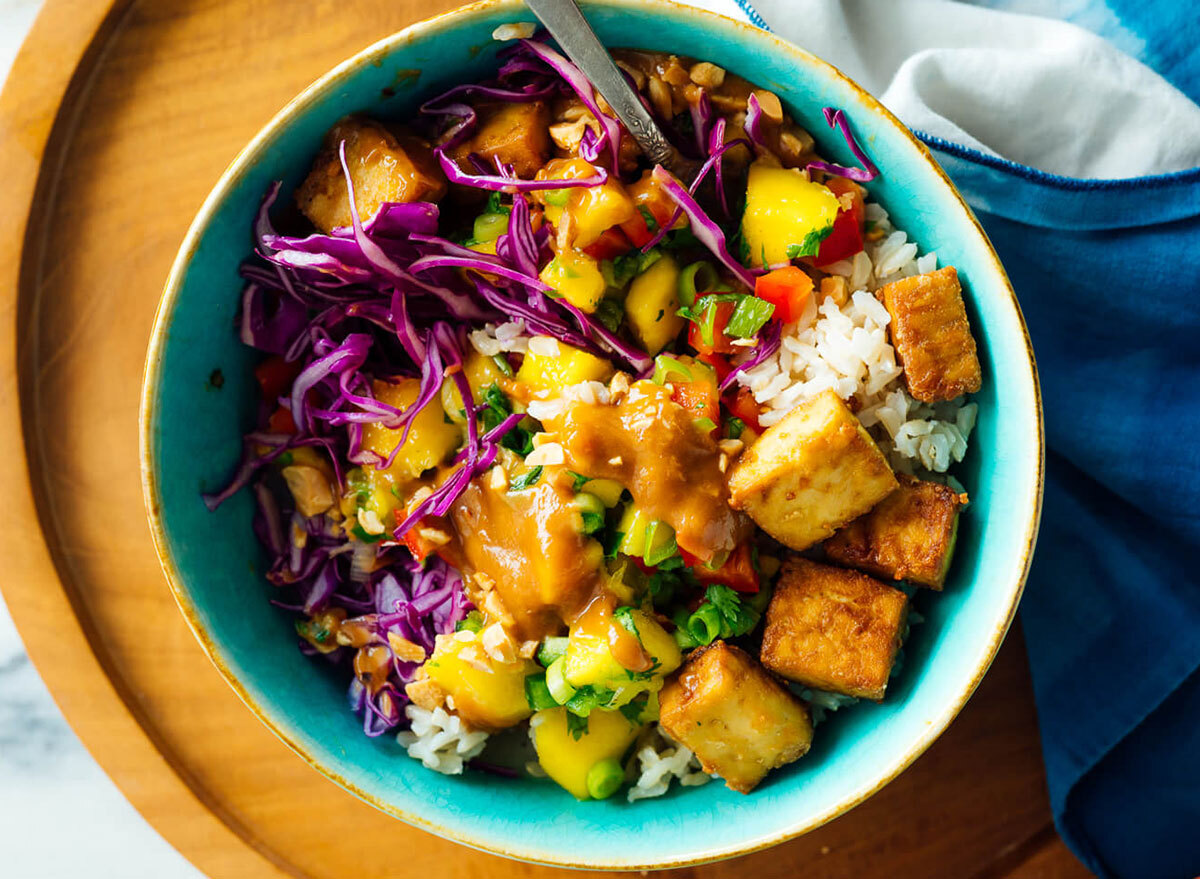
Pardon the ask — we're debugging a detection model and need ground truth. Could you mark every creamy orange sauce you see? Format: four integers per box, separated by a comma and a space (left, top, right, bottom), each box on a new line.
548, 381, 748, 562
449, 476, 603, 641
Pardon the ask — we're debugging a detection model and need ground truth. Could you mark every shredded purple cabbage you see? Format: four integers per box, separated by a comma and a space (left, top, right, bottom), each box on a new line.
651, 165, 756, 289
744, 92, 766, 151
807, 106, 880, 182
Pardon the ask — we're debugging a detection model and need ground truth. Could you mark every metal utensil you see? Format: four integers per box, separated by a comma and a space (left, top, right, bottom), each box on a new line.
523, 0, 694, 177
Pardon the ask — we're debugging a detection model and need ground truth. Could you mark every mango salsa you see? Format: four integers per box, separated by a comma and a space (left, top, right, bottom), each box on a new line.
516, 339, 613, 393
423, 631, 539, 731
536, 157, 636, 249
563, 608, 682, 706
741, 162, 841, 266
625, 254, 684, 354
540, 248, 607, 313
532, 707, 643, 799
360, 378, 462, 483
439, 349, 511, 423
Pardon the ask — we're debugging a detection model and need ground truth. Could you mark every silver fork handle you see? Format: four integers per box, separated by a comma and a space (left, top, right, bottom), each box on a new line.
523, 0, 676, 167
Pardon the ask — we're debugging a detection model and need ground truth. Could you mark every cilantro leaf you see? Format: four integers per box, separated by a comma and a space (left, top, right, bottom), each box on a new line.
785, 224, 835, 260
565, 711, 589, 740
509, 466, 543, 491
637, 205, 660, 233
614, 606, 640, 639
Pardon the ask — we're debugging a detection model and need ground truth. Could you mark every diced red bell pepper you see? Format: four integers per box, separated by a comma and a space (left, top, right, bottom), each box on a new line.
815, 177, 866, 267
687, 301, 738, 356
394, 512, 437, 564
582, 226, 634, 261
671, 380, 720, 435
724, 386, 764, 434
755, 266, 815, 324
254, 355, 302, 403
266, 405, 297, 435
681, 542, 759, 593
697, 351, 732, 384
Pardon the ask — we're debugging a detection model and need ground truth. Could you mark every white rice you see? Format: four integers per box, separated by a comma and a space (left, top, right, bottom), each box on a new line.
626, 728, 712, 801
734, 201, 977, 475
396, 704, 489, 775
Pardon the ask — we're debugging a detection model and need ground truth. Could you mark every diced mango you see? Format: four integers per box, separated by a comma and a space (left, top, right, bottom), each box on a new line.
360, 378, 462, 483
516, 339, 613, 393
532, 707, 643, 799
541, 249, 607, 313
536, 157, 636, 249
440, 350, 510, 423
741, 162, 841, 266
625, 254, 684, 354
563, 609, 681, 707
423, 631, 539, 731
581, 477, 624, 507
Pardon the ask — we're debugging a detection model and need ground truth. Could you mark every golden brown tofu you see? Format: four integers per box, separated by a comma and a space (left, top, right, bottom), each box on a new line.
761, 557, 908, 700
659, 642, 812, 793
446, 101, 551, 179
881, 266, 982, 403
824, 474, 965, 589
297, 116, 446, 233
727, 390, 898, 551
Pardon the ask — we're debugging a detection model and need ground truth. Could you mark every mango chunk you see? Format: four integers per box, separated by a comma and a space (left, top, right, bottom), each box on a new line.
741, 162, 840, 266
360, 378, 462, 483
532, 707, 643, 799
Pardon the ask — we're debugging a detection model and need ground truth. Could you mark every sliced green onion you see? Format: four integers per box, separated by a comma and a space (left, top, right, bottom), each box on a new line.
586, 758, 625, 800
544, 188, 570, 207
456, 610, 484, 633
473, 211, 509, 243
677, 261, 720, 307
693, 417, 718, 434
491, 354, 513, 376
546, 657, 577, 704
642, 521, 678, 567
686, 603, 723, 646
576, 493, 606, 535
724, 417, 745, 440
525, 674, 557, 711
726, 297, 776, 338
651, 354, 693, 386
581, 511, 605, 534
537, 636, 570, 668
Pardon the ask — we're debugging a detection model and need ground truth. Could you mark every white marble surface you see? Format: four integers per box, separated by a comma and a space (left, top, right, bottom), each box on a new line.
0, 1, 202, 875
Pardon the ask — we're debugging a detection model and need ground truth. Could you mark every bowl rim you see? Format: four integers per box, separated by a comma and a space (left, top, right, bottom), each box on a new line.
139, 0, 1045, 868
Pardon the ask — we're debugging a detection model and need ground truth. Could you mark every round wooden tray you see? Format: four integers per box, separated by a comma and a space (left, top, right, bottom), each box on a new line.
0, 1, 1087, 876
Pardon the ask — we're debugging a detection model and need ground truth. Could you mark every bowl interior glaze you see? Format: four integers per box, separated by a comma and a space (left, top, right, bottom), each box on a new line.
142, 0, 1042, 868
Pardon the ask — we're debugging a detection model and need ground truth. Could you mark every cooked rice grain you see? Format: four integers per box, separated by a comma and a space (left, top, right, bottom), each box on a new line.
396, 704, 488, 775
735, 203, 975, 475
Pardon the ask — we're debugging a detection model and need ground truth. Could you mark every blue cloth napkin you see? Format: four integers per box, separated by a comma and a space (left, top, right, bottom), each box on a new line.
935, 141, 1200, 879
691, 0, 1200, 874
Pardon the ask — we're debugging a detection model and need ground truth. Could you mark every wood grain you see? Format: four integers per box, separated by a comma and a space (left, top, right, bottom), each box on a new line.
0, 1, 1091, 877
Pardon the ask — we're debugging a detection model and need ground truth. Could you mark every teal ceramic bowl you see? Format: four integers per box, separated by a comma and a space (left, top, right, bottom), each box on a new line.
141, 0, 1043, 869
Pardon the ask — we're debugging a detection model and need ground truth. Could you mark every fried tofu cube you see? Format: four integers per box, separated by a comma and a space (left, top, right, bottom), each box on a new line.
881, 266, 982, 402
446, 101, 551, 179
727, 390, 898, 551
824, 474, 966, 589
297, 116, 446, 233
761, 557, 908, 700
659, 642, 812, 793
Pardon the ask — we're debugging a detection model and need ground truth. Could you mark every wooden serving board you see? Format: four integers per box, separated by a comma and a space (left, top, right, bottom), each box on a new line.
0, 1, 1088, 876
